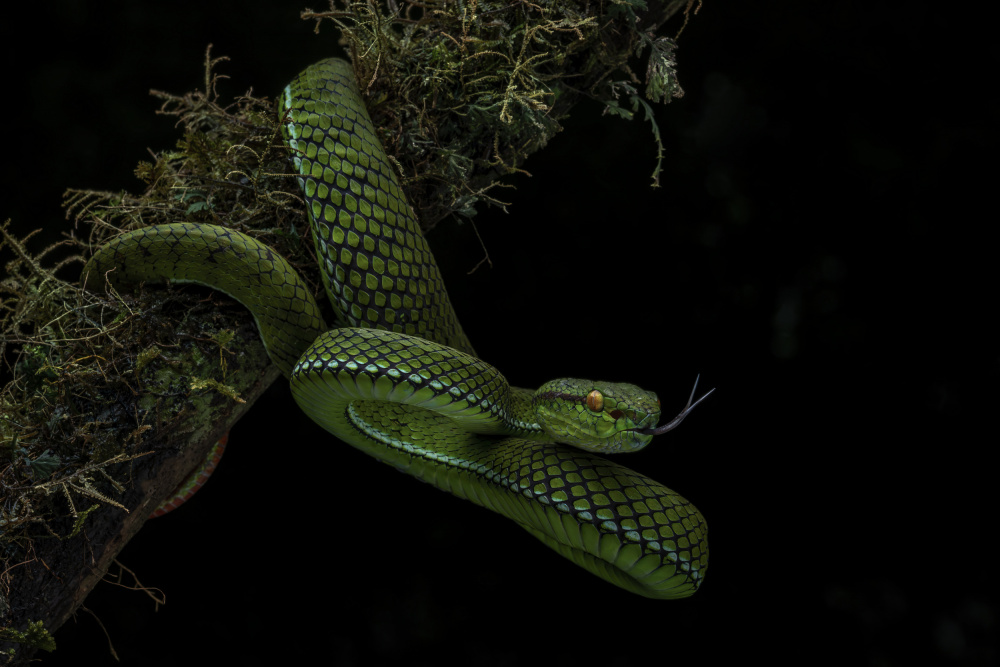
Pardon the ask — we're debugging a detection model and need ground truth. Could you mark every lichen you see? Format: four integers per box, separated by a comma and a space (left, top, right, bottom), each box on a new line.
308, 0, 697, 222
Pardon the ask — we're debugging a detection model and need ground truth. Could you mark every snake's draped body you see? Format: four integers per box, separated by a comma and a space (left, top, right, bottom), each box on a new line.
81, 58, 709, 599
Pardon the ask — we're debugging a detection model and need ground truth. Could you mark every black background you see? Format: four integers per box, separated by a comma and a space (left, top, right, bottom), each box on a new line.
2, 1, 995, 665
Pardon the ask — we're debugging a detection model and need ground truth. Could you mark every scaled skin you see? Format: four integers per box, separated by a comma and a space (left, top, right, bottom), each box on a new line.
83, 58, 708, 599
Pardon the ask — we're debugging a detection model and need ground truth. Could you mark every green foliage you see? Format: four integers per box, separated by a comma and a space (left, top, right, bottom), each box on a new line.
66, 503, 101, 539
0, 619, 57, 653
134, 345, 163, 375
26, 449, 61, 480
13, 345, 58, 394
604, 79, 669, 187
175, 188, 212, 215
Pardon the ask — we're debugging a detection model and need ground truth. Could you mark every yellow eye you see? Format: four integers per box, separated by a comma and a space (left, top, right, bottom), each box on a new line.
586, 390, 604, 412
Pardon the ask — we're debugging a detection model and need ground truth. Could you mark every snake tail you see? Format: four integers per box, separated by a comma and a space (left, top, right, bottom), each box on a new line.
81, 223, 327, 377
150, 435, 228, 518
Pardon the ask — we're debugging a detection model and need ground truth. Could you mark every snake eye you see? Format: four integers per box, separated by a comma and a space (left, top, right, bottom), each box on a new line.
586, 390, 604, 412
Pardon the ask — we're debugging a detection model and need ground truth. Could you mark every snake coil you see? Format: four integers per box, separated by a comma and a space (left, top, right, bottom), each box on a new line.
82, 58, 709, 599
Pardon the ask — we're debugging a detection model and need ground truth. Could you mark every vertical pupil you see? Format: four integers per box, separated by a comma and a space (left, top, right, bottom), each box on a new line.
586, 390, 603, 412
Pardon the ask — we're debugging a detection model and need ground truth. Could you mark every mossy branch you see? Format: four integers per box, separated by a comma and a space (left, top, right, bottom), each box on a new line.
306, 0, 698, 221
0, 1, 700, 662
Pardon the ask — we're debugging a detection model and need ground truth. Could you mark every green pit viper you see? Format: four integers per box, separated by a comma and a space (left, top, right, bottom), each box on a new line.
81, 58, 711, 599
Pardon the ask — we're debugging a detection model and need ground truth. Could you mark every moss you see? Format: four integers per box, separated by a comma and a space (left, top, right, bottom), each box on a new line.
0, 620, 57, 655
0, 218, 266, 572
311, 0, 696, 222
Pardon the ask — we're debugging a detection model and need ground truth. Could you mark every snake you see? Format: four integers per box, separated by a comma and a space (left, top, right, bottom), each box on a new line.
81, 58, 710, 599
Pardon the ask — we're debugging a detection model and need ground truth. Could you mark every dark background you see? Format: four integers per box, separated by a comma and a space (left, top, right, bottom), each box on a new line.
2, 1, 995, 665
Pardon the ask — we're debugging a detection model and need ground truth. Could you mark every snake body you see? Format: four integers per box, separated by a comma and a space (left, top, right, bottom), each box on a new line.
82, 59, 708, 598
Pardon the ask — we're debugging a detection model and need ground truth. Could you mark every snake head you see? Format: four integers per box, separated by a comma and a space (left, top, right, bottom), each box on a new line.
533, 379, 663, 453
532, 376, 714, 454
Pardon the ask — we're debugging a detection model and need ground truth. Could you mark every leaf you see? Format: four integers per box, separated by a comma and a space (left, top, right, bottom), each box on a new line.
28, 450, 61, 479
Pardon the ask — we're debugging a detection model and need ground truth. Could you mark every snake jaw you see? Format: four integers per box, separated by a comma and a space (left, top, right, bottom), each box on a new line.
634, 375, 715, 437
